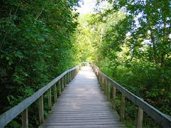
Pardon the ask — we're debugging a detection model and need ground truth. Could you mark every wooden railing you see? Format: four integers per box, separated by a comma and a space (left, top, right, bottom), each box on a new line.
91, 64, 171, 128
0, 65, 80, 128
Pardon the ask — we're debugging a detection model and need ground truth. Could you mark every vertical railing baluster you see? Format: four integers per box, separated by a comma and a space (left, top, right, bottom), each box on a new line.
57, 81, 60, 97
120, 94, 125, 121
54, 85, 57, 102
66, 73, 69, 84
63, 77, 65, 90
48, 88, 52, 110
22, 108, 28, 128
61, 78, 64, 92
101, 76, 104, 90
109, 83, 113, 100
38, 95, 44, 124
105, 78, 107, 95
70, 71, 72, 80
112, 87, 116, 109
107, 80, 110, 100
69, 71, 71, 82
136, 107, 143, 128
58, 80, 61, 95
64, 75, 66, 87
100, 75, 102, 87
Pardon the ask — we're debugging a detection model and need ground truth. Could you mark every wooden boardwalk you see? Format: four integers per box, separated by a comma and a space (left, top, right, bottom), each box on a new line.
41, 66, 125, 128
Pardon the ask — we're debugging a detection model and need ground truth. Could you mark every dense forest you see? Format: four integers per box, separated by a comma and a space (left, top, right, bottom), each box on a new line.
0, 0, 171, 127
0, 0, 79, 114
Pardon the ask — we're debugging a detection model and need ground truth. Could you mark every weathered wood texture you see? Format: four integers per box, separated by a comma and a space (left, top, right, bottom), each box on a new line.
0, 65, 79, 127
92, 64, 171, 128
41, 66, 124, 128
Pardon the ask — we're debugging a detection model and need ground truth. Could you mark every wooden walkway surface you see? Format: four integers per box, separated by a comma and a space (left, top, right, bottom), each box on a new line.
41, 66, 125, 128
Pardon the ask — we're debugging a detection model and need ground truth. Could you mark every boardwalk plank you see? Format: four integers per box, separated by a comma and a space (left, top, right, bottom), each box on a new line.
41, 66, 124, 128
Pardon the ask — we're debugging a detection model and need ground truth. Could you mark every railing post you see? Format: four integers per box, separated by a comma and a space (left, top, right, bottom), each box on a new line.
63, 75, 65, 87
120, 94, 125, 121
107, 81, 111, 100
64, 75, 67, 87
69, 72, 71, 81
70, 71, 72, 79
103, 77, 105, 91
22, 108, 28, 128
99, 74, 101, 86
105, 78, 108, 95
59, 80, 62, 95
61, 78, 64, 91
112, 87, 116, 109
72, 69, 74, 78
109, 83, 113, 100
96, 69, 98, 76
98, 74, 102, 84
54, 85, 57, 102
96, 71, 99, 80
68, 71, 71, 81
108, 82, 113, 100
136, 107, 143, 128
71, 71, 73, 80
101, 76, 104, 90
38, 95, 44, 124
68, 73, 70, 83
48, 88, 52, 110
66, 73, 69, 84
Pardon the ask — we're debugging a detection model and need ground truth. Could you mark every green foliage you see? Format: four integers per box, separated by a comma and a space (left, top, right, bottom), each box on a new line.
74, 15, 96, 62
76, 0, 171, 127
0, 0, 79, 121
1, 0, 171, 127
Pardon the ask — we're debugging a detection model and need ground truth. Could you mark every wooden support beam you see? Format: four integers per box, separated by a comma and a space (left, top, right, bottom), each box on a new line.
120, 94, 125, 121
136, 107, 143, 128
99, 75, 101, 86
54, 85, 57, 102
107, 81, 110, 100
63, 75, 65, 87
101, 77, 104, 91
58, 81, 61, 96
109, 84, 113, 100
97, 74, 99, 82
48, 88, 52, 110
71, 72, 73, 80
68, 72, 70, 83
66, 73, 69, 84
61, 78, 64, 92
104, 78, 106, 94
103, 77, 105, 90
21, 109, 28, 128
99, 75, 101, 85
68, 73, 70, 83
105, 79, 108, 95
112, 87, 116, 109
38, 95, 44, 124
64, 75, 67, 87
70, 72, 72, 81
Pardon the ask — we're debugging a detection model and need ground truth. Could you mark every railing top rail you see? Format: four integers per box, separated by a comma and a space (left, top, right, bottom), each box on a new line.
0, 65, 79, 127
92, 64, 171, 128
